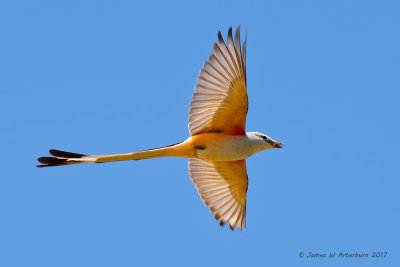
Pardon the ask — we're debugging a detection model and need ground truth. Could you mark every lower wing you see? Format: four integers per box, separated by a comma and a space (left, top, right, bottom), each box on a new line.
188, 158, 248, 230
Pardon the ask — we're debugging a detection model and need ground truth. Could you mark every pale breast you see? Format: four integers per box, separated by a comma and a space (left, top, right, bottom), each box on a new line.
195, 135, 255, 161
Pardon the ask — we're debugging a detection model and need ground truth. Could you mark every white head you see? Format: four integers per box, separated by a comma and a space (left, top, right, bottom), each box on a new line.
246, 132, 284, 153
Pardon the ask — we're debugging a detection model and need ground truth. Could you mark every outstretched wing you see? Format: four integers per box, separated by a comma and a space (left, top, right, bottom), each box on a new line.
188, 158, 248, 230
188, 26, 248, 136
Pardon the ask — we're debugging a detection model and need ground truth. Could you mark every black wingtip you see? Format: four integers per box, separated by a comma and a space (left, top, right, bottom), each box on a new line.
217, 30, 225, 44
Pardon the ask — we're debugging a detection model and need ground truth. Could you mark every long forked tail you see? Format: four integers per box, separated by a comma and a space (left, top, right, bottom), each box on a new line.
37, 143, 187, 168
37, 150, 93, 168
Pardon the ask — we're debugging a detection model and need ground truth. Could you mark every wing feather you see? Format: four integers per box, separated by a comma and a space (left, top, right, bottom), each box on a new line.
188, 26, 248, 136
188, 158, 248, 230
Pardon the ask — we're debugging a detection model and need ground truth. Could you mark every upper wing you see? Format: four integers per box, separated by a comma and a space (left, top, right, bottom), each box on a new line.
188, 158, 248, 230
188, 26, 248, 136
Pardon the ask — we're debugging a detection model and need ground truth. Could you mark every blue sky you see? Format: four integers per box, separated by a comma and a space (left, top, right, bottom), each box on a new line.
1, 0, 399, 266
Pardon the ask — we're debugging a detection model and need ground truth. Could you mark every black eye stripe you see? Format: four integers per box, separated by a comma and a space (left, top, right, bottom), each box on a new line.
256, 134, 271, 142
257, 134, 274, 144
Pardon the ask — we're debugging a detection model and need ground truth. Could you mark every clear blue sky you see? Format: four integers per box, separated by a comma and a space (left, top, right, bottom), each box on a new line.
1, 1, 399, 266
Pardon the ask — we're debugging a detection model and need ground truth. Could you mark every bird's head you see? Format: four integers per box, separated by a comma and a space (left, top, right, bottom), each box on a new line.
247, 132, 284, 151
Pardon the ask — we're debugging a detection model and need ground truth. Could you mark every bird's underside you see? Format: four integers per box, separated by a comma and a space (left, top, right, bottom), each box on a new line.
37, 26, 266, 231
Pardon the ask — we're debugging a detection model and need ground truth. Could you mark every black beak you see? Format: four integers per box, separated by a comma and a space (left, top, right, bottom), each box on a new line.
274, 142, 284, 148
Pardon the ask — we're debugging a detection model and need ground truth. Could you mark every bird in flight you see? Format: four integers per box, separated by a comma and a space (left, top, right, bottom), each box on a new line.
37, 26, 283, 230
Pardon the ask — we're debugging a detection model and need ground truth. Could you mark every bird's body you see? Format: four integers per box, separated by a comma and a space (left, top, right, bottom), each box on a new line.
194, 133, 256, 161
45, 132, 280, 164
37, 26, 283, 230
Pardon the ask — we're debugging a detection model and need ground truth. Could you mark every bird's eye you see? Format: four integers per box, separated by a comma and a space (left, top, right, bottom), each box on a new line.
262, 136, 267, 140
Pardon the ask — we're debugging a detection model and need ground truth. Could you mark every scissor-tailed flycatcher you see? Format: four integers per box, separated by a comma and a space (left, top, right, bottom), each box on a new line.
38, 26, 283, 230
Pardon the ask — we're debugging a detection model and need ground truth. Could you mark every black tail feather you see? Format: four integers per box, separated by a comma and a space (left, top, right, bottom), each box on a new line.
49, 149, 86, 158
37, 156, 69, 168
37, 149, 87, 168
